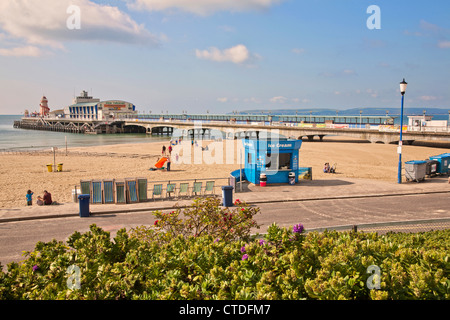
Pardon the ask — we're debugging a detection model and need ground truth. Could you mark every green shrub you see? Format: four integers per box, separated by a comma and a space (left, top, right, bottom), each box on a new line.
0, 198, 448, 300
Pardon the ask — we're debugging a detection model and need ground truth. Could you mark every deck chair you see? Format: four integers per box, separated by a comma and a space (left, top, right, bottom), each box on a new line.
192, 181, 203, 197
166, 183, 176, 199
115, 180, 126, 204
80, 180, 91, 197
152, 184, 163, 200
126, 179, 139, 203
103, 179, 115, 204
178, 182, 189, 198
137, 178, 148, 202
204, 181, 215, 196
91, 180, 103, 204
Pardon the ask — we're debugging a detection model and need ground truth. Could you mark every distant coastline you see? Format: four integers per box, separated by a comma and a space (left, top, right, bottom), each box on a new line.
235, 107, 450, 116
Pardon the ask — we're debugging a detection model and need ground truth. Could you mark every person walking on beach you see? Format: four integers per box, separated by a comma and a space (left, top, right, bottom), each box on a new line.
26, 190, 33, 206
162, 145, 166, 156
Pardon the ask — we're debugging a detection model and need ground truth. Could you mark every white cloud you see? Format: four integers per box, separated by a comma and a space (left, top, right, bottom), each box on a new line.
244, 97, 261, 103
366, 89, 378, 98
125, 0, 285, 15
292, 48, 305, 55
217, 97, 228, 103
438, 41, 450, 48
319, 69, 357, 77
270, 96, 288, 103
196, 44, 252, 64
0, 45, 42, 57
342, 69, 357, 76
0, 0, 159, 56
419, 95, 438, 101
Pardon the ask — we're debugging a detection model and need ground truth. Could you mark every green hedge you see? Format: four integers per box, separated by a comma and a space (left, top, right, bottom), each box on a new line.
0, 198, 448, 300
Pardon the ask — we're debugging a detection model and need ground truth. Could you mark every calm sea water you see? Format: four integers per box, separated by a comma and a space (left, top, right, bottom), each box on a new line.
0, 115, 169, 152
1, 114, 448, 151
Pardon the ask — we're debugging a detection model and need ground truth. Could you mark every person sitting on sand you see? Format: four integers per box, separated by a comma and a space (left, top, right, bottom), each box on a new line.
323, 163, 331, 173
330, 163, 336, 173
37, 190, 52, 206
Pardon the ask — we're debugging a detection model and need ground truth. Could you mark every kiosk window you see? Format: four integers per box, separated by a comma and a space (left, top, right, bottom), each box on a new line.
265, 152, 278, 170
278, 153, 291, 170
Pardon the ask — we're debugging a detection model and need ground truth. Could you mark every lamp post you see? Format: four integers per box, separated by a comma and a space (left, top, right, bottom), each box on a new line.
359, 110, 362, 129
398, 78, 408, 184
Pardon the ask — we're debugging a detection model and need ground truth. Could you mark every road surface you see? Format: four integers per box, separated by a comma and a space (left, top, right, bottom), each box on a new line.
1, 193, 449, 267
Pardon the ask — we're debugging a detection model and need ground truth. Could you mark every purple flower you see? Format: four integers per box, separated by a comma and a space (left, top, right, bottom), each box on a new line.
242, 254, 248, 261
32, 265, 39, 272
259, 239, 266, 246
214, 238, 220, 243
240, 246, 246, 253
293, 223, 304, 234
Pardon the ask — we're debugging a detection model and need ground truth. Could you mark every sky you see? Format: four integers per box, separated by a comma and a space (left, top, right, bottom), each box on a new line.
0, 0, 449, 115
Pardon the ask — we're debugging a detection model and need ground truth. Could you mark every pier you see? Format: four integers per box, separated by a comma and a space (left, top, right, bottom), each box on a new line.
13, 113, 450, 144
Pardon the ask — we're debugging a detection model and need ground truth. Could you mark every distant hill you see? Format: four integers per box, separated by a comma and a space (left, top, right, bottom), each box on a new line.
235, 107, 449, 116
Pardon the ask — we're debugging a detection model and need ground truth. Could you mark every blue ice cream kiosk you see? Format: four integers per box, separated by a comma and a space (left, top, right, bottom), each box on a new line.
242, 138, 304, 185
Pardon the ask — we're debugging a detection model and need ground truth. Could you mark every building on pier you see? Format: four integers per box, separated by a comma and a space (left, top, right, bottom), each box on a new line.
63, 90, 137, 120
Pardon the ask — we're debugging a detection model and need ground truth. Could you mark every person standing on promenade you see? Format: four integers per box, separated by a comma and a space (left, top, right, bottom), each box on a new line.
26, 190, 33, 206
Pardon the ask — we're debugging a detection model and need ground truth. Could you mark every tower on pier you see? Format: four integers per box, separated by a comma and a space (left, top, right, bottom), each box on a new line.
39, 96, 50, 116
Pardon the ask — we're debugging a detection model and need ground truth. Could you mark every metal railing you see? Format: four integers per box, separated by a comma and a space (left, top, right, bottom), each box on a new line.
304, 217, 450, 235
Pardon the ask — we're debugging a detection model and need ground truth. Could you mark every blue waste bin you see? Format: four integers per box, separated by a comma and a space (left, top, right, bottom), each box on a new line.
78, 194, 90, 217
222, 185, 234, 207
429, 154, 450, 175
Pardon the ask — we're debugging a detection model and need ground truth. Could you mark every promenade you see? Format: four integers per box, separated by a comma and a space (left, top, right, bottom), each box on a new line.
1, 176, 449, 224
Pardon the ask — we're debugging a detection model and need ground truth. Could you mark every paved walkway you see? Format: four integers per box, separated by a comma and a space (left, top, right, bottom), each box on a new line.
0, 176, 449, 223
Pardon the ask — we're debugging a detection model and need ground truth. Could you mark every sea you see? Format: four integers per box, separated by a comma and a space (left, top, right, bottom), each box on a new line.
0, 115, 169, 152
1, 114, 449, 152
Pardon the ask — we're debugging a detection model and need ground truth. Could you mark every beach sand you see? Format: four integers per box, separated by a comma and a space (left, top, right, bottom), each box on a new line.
0, 137, 448, 209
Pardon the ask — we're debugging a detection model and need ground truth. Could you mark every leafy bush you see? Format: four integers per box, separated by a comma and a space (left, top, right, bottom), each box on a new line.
0, 198, 448, 300
130, 197, 260, 245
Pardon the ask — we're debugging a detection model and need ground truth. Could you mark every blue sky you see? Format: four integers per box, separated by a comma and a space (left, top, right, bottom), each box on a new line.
0, 0, 449, 115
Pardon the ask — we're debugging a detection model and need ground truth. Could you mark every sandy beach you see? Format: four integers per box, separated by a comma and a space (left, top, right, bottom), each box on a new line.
0, 137, 449, 209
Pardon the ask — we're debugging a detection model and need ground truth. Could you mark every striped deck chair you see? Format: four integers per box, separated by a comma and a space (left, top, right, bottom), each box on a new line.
91, 180, 103, 204
204, 181, 215, 196
103, 179, 115, 204
152, 184, 163, 201
80, 180, 91, 197
192, 181, 202, 197
137, 178, 148, 202
166, 183, 176, 199
126, 179, 139, 203
115, 180, 126, 204
178, 183, 189, 198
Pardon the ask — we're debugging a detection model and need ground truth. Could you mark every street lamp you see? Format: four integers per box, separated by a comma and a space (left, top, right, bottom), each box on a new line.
398, 78, 407, 184
359, 110, 362, 129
